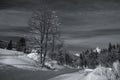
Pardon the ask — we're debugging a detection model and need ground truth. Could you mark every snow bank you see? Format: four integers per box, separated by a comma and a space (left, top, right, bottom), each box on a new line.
112, 61, 120, 80
85, 66, 115, 80
113, 61, 120, 76
27, 53, 40, 61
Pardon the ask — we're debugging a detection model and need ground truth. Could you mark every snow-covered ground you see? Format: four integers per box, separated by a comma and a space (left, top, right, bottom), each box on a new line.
27, 52, 64, 70
49, 66, 116, 80
0, 49, 79, 80
27, 52, 40, 61
0, 49, 64, 71
0, 48, 118, 80
0, 49, 23, 55
49, 70, 90, 80
0, 49, 46, 70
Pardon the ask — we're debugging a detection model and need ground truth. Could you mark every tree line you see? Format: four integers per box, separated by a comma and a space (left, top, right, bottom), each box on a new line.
69, 43, 120, 69
0, 37, 27, 53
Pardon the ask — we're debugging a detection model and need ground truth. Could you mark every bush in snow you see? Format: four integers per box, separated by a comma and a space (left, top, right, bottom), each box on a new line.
86, 61, 120, 80
112, 60, 120, 80
86, 66, 115, 80
27, 52, 40, 61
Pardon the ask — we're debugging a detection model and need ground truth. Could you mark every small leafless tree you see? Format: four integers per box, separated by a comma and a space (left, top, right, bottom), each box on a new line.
28, 8, 60, 66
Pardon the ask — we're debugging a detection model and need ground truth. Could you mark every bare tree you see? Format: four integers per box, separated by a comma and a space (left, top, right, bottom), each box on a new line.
28, 8, 60, 66
50, 13, 61, 55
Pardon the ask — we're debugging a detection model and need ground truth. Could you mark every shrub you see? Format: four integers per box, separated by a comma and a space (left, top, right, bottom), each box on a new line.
112, 61, 120, 80
86, 66, 115, 80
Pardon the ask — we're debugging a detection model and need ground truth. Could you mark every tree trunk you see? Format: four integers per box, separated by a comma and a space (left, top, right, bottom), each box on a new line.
42, 29, 49, 66
51, 34, 55, 53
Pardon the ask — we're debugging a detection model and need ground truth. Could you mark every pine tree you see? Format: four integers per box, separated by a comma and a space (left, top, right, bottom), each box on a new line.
113, 44, 116, 49
118, 48, 120, 53
117, 44, 120, 48
7, 40, 13, 50
79, 54, 84, 68
108, 42, 112, 52
16, 37, 26, 52
57, 51, 64, 65
65, 53, 72, 65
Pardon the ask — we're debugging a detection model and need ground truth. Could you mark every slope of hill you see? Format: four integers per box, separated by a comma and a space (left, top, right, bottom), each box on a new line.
0, 49, 44, 70
0, 49, 79, 80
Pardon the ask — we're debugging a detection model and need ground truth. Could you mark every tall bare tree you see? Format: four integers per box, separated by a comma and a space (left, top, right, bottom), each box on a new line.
28, 8, 60, 66
50, 11, 61, 54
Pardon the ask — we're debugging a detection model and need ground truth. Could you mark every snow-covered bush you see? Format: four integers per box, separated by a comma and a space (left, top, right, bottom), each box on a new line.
86, 61, 120, 80
113, 60, 120, 80
86, 66, 115, 80
44, 62, 55, 70
27, 53, 40, 61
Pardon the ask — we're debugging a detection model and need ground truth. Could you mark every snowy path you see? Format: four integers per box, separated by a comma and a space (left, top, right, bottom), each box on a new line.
49, 71, 91, 80
0, 65, 79, 80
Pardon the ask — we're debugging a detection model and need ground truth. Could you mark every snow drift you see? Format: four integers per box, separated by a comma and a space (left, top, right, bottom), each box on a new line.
85, 61, 120, 80
85, 66, 115, 80
27, 52, 40, 61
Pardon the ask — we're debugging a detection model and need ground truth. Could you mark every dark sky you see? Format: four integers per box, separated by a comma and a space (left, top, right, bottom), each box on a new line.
0, 0, 120, 51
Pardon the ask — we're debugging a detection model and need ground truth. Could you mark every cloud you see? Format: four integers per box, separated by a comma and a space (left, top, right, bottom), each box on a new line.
0, 0, 120, 51
0, 0, 120, 11
59, 10, 120, 41
0, 9, 31, 40
63, 29, 120, 39
0, 9, 31, 27
65, 34, 120, 51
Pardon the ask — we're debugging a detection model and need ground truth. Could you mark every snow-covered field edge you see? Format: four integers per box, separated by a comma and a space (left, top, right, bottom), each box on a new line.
49, 61, 120, 80
0, 49, 65, 71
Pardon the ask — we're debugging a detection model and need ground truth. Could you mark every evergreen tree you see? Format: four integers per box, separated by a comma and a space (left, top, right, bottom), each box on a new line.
7, 40, 13, 50
117, 44, 120, 48
118, 48, 120, 53
113, 44, 116, 49
79, 54, 84, 68
108, 42, 112, 52
57, 51, 64, 65
16, 37, 26, 52
65, 53, 72, 65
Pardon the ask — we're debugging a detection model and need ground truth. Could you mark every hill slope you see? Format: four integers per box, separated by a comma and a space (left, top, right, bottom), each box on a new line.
0, 49, 42, 70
